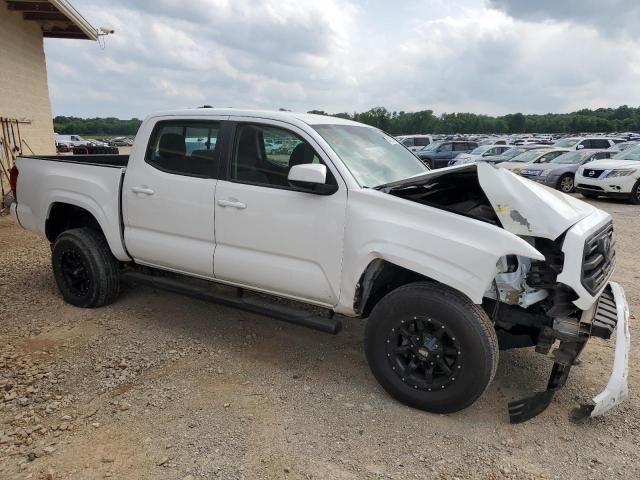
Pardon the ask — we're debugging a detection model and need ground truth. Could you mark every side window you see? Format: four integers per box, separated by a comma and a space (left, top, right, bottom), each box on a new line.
231, 124, 335, 188
592, 152, 610, 160
453, 142, 468, 152
414, 137, 430, 146
438, 143, 453, 152
146, 121, 219, 177
591, 139, 610, 149
580, 140, 591, 149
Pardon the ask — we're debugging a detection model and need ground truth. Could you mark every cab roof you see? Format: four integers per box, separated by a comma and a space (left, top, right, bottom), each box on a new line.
146, 108, 364, 127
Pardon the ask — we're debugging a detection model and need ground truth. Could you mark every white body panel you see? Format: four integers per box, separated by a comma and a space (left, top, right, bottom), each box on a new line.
576, 159, 640, 194
12, 157, 130, 261
334, 188, 544, 314
213, 116, 348, 305
590, 282, 630, 417
121, 115, 226, 278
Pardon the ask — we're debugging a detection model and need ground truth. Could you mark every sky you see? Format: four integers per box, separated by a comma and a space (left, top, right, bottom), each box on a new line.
44, 0, 640, 119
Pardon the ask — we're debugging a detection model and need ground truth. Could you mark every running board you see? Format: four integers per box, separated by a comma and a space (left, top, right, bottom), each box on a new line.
121, 271, 342, 334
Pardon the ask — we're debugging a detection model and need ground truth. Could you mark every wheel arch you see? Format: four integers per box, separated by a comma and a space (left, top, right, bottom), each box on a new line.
354, 259, 437, 317
45, 200, 130, 261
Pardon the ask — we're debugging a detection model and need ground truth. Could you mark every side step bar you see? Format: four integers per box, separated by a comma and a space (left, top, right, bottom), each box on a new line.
121, 271, 342, 334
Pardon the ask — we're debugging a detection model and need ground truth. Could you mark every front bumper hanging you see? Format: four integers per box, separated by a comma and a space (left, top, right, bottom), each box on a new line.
508, 281, 630, 423
586, 281, 630, 417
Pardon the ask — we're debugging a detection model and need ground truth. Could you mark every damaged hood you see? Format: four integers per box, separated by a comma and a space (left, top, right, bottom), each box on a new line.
377, 162, 596, 239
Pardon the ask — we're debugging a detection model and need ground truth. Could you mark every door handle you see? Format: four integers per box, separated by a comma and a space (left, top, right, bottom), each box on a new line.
217, 199, 247, 209
131, 186, 155, 196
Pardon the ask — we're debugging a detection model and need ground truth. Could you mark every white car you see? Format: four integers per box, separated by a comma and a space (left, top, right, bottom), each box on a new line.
576, 145, 640, 204
553, 137, 620, 150
9, 108, 629, 423
451, 145, 512, 165
398, 134, 433, 152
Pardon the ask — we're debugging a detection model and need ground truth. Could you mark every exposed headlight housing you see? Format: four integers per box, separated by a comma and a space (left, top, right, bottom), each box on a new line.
606, 169, 637, 178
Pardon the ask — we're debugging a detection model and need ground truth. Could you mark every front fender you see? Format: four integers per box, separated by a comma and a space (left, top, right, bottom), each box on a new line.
335, 189, 543, 315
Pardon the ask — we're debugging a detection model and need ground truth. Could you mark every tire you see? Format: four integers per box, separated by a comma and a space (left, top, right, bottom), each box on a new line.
581, 192, 599, 199
630, 179, 640, 205
557, 173, 575, 193
422, 158, 434, 168
365, 282, 498, 413
51, 228, 120, 308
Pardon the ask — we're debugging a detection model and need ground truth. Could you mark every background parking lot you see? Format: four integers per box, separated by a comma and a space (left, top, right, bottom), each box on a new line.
0, 196, 638, 480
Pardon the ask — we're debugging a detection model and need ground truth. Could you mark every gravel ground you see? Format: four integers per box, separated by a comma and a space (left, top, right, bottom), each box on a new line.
0, 196, 638, 480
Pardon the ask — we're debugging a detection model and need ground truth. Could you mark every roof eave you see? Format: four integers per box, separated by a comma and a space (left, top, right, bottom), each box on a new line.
48, 0, 98, 40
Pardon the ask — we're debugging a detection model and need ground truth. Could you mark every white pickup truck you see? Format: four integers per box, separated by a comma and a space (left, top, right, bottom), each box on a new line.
9, 109, 630, 423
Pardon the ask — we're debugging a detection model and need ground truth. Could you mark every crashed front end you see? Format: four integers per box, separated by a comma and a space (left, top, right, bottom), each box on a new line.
379, 162, 631, 422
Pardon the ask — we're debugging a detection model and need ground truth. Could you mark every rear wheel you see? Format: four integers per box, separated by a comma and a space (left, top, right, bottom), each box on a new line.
51, 228, 120, 308
365, 282, 498, 413
557, 174, 575, 193
630, 179, 640, 205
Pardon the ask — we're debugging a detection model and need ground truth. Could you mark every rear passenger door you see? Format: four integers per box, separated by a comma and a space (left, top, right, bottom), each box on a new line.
122, 118, 224, 278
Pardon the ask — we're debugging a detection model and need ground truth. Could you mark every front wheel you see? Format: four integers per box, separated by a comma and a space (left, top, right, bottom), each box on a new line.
51, 228, 120, 308
557, 173, 575, 193
365, 282, 498, 413
630, 179, 640, 205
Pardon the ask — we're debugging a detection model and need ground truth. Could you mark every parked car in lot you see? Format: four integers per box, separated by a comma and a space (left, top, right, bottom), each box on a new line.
497, 148, 570, 174
610, 141, 640, 152
416, 140, 479, 168
553, 137, 620, 150
576, 145, 640, 204
479, 137, 509, 146
519, 149, 614, 193
8, 108, 629, 423
450, 145, 512, 165
481, 145, 549, 165
398, 134, 432, 152
109, 137, 135, 147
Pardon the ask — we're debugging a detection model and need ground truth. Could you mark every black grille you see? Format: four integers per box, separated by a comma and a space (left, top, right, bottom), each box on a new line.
582, 169, 604, 178
577, 184, 604, 191
581, 222, 615, 295
591, 285, 618, 339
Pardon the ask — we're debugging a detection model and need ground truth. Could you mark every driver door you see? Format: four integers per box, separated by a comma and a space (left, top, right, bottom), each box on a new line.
213, 119, 347, 306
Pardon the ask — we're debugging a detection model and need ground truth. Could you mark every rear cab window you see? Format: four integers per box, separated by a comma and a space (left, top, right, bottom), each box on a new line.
146, 121, 220, 177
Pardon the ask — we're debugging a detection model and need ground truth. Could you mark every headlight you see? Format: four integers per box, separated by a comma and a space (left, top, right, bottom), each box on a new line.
606, 169, 637, 178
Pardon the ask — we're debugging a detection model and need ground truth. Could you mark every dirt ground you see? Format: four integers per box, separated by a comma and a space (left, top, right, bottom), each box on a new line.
0, 196, 638, 480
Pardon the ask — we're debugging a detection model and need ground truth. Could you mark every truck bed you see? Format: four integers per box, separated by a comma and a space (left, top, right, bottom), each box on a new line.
24, 154, 129, 168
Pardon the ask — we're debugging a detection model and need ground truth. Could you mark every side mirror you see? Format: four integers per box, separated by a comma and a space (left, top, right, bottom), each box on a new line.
287, 164, 338, 195
576, 144, 585, 150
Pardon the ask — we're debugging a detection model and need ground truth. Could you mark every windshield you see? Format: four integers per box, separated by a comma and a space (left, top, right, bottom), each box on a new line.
421, 142, 440, 152
313, 124, 428, 187
553, 138, 579, 148
551, 150, 591, 164
613, 145, 640, 161
500, 147, 527, 159
510, 150, 546, 162
470, 146, 490, 155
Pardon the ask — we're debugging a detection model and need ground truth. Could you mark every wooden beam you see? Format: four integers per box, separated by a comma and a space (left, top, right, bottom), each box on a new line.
23, 11, 69, 21
7, 1, 58, 13
43, 32, 88, 39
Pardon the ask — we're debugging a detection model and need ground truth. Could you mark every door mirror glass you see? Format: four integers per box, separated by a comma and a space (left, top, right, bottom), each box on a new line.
576, 144, 585, 150
288, 164, 337, 195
